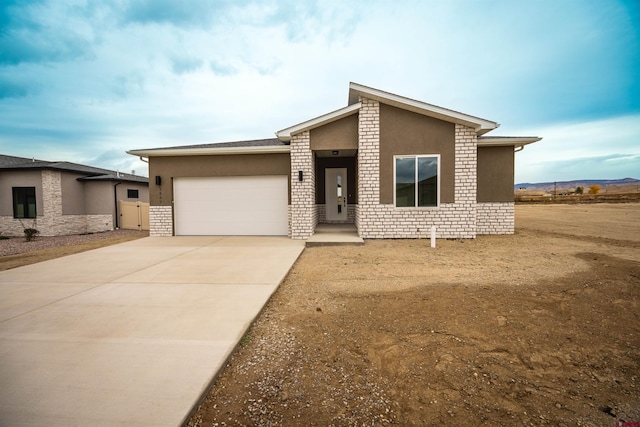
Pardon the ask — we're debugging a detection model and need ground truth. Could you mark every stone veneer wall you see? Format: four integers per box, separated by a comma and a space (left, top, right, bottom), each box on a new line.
0, 218, 26, 236
149, 205, 173, 236
356, 98, 479, 239
289, 131, 317, 239
315, 204, 356, 224
0, 170, 114, 236
477, 202, 515, 235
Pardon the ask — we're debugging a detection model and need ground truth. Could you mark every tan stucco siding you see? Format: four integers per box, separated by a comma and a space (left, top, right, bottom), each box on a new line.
149, 153, 291, 206
62, 173, 148, 216
0, 170, 44, 216
315, 157, 357, 204
310, 114, 358, 151
116, 182, 149, 203
379, 103, 455, 204
477, 146, 515, 202
61, 172, 86, 215
83, 181, 114, 214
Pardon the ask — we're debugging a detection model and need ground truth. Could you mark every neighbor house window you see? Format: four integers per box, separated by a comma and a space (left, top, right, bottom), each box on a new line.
394, 155, 440, 207
127, 189, 139, 198
13, 187, 37, 218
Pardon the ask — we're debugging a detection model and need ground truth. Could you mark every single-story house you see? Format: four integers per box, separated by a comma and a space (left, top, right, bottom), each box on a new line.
0, 154, 149, 236
128, 83, 540, 239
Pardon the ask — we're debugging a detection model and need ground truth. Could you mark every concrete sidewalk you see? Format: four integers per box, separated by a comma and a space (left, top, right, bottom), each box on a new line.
0, 236, 304, 427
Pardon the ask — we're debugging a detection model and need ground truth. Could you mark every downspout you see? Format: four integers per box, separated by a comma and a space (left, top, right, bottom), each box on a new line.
114, 179, 122, 229
515, 145, 524, 152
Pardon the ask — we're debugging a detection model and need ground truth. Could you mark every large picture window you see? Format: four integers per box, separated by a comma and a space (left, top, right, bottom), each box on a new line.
13, 187, 37, 218
394, 155, 439, 207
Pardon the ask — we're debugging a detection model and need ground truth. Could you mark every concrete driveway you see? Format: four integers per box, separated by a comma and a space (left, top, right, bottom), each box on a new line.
0, 236, 304, 427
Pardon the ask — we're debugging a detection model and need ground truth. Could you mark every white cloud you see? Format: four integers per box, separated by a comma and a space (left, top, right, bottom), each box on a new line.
0, 0, 638, 182
514, 114, 640, 182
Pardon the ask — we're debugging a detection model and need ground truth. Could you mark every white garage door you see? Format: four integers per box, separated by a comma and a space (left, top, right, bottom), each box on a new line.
174, 176, 289, 236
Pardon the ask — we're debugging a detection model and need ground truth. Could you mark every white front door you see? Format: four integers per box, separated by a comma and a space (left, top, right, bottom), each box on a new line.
325, 168, 347, 221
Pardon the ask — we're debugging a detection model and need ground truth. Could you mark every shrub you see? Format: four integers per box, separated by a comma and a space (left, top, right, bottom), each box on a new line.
19, 218, 40, 241
24, 228, 40, 241
588, 184, 601, 195
575, 186, 584, 194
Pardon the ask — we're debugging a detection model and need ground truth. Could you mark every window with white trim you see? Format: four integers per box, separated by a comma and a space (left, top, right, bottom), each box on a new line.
394, 155, 440, 207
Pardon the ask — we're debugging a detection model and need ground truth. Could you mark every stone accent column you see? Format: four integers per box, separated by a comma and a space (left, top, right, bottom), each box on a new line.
289, 130, 316, 239
356, 97, 380, 237
149, 206, 173, 236
453, 124, 478, 238
39, 170, 63, 236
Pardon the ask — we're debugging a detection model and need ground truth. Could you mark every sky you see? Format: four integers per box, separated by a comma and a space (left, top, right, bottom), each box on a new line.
0, 0, 638, 184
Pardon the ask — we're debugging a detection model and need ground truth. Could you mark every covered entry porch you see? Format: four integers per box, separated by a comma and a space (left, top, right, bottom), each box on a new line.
314, 149, 357, 225
280, 100, 361, 240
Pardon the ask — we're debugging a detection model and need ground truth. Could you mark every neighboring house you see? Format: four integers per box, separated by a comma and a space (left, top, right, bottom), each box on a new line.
0, 154, 149, 236
128, 82, 541, 239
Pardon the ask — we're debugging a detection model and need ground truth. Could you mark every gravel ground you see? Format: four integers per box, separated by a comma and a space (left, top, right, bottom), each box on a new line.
0, 229, 148, 257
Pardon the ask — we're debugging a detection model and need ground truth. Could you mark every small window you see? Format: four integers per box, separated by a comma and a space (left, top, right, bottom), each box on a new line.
394, 155, 440, 207
13, 187, 37, 218
127, 189, 139, 198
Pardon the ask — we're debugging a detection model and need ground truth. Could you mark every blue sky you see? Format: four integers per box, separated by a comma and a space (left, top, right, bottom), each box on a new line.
0, 0, 638, 183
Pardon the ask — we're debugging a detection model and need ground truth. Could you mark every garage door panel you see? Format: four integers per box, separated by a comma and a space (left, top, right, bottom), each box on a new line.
174, 176, 288, 236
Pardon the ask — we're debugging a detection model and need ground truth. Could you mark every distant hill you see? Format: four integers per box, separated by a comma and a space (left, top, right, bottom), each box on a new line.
515, 178, 640, 192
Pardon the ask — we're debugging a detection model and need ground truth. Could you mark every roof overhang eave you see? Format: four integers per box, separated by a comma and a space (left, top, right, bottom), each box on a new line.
348, 82, 499, 134
127, 145, 291, 158
478, 136, 542, 148
276, 102, 361, 141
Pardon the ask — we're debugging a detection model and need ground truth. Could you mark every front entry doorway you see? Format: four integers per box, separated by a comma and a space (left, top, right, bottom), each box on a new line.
325, 168, 347, 221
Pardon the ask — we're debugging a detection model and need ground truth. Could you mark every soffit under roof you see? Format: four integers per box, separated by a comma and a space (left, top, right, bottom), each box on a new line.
477, 136, 542, 148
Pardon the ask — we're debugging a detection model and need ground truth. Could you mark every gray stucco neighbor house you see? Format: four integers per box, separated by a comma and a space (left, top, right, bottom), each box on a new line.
0, 154, 149, 236
128, 83, 541, 239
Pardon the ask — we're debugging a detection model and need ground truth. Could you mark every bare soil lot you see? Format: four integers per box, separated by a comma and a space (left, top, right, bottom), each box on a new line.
189, 203, 640, 427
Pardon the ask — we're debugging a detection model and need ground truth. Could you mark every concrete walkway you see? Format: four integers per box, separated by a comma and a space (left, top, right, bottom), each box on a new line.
306, 223, 364, 246
0, 236, 304, 427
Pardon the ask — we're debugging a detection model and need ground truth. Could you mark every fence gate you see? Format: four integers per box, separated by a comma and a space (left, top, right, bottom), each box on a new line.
119, 201, 150, 231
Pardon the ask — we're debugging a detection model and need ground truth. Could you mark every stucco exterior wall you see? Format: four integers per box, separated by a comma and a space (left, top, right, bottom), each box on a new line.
0, 170, 118, 236
310, 114, 358, 151
149, 153, 291, 207
0, 170, 44, 217
82, 181, 113, 215
116, 182, 149, 203
477, 146, 515, 202
41, 171, 114, 235
379, 103, 456, 204
356, 98, 478, 239
61, 173, 148, 218
61, 172, 86, 214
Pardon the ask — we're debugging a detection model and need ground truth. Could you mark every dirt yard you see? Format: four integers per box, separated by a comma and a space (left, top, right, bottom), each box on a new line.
188, 203, 640, 427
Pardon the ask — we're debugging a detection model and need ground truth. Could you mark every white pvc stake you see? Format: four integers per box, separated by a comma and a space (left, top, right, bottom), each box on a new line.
430, 226, 436, 248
